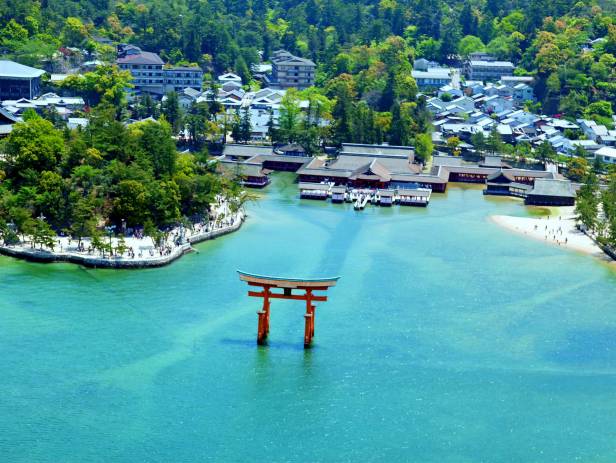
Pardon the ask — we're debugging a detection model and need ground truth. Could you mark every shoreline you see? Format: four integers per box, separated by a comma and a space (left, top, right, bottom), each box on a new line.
490, 207, 614, 263
0, 212, 245, 269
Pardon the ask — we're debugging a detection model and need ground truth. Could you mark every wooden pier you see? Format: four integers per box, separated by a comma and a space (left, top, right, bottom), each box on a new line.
299, 183, 431, 209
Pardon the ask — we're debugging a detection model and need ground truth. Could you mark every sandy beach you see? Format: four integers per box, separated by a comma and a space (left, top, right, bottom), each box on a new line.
491, 206, 613, 262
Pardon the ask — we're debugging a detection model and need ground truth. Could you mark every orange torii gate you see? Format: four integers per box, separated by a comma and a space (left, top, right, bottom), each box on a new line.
238, 271, 340, 348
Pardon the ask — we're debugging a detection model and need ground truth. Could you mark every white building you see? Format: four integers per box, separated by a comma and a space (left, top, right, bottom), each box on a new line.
465, 60, 515, 81
595, 146, 616, 164
412, 68, 456, 89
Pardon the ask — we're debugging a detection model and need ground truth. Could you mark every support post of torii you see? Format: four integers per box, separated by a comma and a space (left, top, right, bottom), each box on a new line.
238, 271, 340, 348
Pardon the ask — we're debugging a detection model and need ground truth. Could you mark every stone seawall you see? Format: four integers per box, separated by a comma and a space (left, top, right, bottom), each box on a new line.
0, 215, 244, 269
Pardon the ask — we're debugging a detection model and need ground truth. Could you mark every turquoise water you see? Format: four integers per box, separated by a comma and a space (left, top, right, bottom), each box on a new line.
2, 173, 616, 462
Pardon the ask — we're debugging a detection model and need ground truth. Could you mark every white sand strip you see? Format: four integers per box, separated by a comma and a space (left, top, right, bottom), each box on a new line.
490, 207, 613, 261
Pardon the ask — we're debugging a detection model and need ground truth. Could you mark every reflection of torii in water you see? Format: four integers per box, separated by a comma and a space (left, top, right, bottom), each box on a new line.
238, 271, 340, 348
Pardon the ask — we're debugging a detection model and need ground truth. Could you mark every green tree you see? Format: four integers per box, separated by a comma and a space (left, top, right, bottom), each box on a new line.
575, 173, 600, 232
62, 17, 88, 46
567, 156, 588, 182
0, 19, 28, 49
60, 65, 133, 108
471, 132, 486, 155
447, 136, 462, 156
278, 90, 302, 143
414, 132, 433, 164
142, 120, 178, 178
150, 180, 181, 226
161, 91, 183, 134
239, 107, 253, 143
458, 35, 485, 57
70, 196, 98, 247
535, 141, 556, 162
486, 128, 503, 155
5, 118, 65, 179
115, 235, 128, 257
112, 180, 149, 227
31, 218, 56, 251
329, 74, 356, 145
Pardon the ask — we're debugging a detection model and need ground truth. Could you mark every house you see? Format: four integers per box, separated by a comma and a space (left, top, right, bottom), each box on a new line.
0, 60, 46, 100
412, 68, 454, 89
218, 161, 270, 188
217, 143, 309, 175
525, 179, 575, 206
463, 81, 486, 96
251, 63, 272, 82
577, 119, 610, 142
163, 66, 203, 93
220, 80, 243, 93
427, 96, 475, 114
37, 93, 85, 110
481, 95, 513, 113
595, 146, 616, 164
598, 135, 616, 147
413, 58, 441, 71
468, 52, 497, 62
117, 47, 165, 95
441, 123, 483, 141
500, 76, 534, 86
512, 83, 534, 104
564, 139, 602, 156
218, 73, 242, 85
175, 87, 202, 109
545, 118, 579, 132
1, 93, 85, 118
67, 117, 89, 130
496, 124, 514, 143
81, 60, 104, 72
0, 107, 20, 138
246, 108, 272, 141
270, 50, 316, 89
221, 144, 275, 161
117, 45, 203, 95
207, 89, 244, 110
484, 170, 531, 197
276, 144, 308, 157
248, 88, 285, 110
465, 59, 515, 81
438, 85, 463, 99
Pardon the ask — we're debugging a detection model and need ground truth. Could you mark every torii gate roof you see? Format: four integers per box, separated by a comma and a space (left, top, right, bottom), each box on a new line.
238, 270, 340, 289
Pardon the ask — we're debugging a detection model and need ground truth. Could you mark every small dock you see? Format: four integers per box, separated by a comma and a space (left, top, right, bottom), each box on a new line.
299, 183, 431, 209
299, 182, 330, 200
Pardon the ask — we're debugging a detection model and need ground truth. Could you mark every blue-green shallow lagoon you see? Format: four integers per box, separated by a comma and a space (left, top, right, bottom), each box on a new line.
2, 173, 616, 462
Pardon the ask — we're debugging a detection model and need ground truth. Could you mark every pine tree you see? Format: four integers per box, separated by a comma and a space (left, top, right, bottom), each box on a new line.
459, 2, 477, 36
239, 107, 252, 143
161, 91, 182, 135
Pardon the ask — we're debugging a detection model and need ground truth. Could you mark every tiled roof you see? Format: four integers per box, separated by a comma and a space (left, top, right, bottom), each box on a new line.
117, 52, 164, 66
528, 179, 575, 198
223, 144, 274, 157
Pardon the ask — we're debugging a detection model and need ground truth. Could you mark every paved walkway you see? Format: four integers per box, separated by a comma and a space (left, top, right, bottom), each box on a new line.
0, 199, 245, 268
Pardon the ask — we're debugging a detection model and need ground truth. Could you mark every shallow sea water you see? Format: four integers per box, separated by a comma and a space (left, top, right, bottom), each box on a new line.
1, 173, 616, 462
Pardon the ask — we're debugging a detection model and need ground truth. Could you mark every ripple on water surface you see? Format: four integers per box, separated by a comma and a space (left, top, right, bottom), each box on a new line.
1, 173, 616, 463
